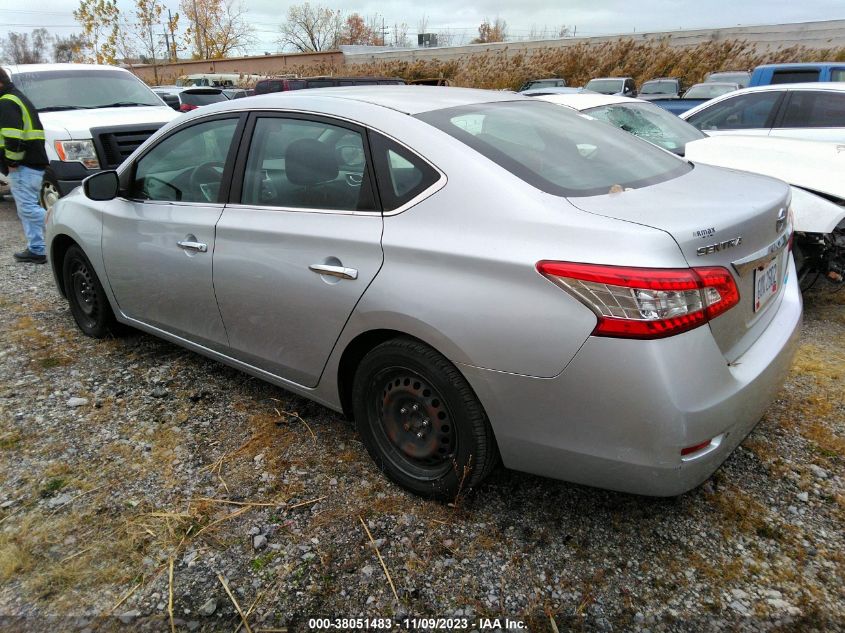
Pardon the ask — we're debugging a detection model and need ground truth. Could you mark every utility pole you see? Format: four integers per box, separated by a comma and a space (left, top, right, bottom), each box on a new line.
381, 17, 388, 47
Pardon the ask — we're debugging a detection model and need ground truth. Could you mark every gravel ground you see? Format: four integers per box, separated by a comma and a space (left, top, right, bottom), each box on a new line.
0, 195, 843, 633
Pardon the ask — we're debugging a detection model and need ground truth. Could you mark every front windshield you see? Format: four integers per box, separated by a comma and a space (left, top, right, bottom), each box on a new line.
584, 79, 624, 94
417, 100, 690, 197
584, 102, 705, 155
684, 84, 737, 99
11, 69, 163, 110
640, 81, 677, 95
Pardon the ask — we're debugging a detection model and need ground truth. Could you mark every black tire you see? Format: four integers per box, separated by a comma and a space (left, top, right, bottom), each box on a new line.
39, 171, 61, 213
62, 245, 118, 338
352, 337, 498, 500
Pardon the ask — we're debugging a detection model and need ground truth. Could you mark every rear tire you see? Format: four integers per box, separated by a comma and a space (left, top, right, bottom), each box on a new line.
352, 338, 498, 500
62, 245, 118, 338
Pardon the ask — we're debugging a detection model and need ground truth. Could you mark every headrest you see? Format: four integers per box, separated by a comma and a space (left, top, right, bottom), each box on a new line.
285, 138, 338, 186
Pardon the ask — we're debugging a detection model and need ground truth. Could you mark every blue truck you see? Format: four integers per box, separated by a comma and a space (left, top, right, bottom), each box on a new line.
749, 62, 845, 86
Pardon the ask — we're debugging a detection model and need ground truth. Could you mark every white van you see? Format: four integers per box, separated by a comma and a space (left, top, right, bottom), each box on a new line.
1, 63, 178, 210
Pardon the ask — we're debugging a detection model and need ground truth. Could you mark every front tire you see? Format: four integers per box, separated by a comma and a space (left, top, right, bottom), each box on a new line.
352, 338, 498, 500
40, 172, 61, 213
62, 245, 118, 338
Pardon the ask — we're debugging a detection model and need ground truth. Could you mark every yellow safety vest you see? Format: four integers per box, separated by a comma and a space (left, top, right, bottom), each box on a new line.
0, 93, 46, 162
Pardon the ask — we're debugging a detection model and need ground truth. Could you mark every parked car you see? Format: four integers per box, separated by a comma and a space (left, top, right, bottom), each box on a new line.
254, 76, 405, 94
46, 87, 800, 499
638, 78, 683, 100
152, 86, 229, 112
409, 78, 450, 86
681, 83, 845, 142
537, 93, 706, 155
749, 62, 845, 87
221, 88, 250, 99
520, 87, 594, 97
584, 77, 637, 97
683, 82, 741, 99
519, 78, 567, 91
685, 136, 845, 288
2, 63, 178, 211
704, 71, 751, 88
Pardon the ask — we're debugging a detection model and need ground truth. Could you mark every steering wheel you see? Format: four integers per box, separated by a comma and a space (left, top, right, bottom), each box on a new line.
189, 161, 224, 202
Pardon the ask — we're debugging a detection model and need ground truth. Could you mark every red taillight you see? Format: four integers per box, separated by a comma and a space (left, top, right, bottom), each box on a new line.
681, 439, 713, 456
537, 261, 740, 340
179, 103, 198, 112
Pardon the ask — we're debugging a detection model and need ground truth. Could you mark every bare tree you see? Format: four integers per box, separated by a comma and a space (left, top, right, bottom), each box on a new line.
278, 3, 342, 52
53, 34, 87, 62
181, 0, 254, 59
1, 29, 54, 64
472, 17, 508, 44
391, 22, 411, 48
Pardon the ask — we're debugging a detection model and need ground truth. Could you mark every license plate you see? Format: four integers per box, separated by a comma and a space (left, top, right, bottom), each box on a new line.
754, 257, 779, 312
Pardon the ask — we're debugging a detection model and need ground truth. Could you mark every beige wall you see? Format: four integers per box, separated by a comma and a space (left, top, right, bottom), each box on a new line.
129, 51, 344, 85
128, 19, 845, 84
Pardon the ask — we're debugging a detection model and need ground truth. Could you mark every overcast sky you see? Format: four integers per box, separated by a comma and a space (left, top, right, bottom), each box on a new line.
2, 0, 843, 55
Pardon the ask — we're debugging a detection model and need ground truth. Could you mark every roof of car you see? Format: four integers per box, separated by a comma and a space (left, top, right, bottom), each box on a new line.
687, 82, 740, 88
240, 86, 524, 115
754, 62, 845, 70
535, 93, 641, 110
2, 63, 131, 74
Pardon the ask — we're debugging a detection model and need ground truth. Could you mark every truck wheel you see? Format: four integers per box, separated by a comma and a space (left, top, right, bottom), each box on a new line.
40, 173, 61, 212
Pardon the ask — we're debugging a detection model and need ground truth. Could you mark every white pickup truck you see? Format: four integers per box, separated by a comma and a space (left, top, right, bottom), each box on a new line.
1, 63, 178, 210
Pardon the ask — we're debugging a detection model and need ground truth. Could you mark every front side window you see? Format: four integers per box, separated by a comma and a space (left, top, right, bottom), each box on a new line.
585, 102, 705, 154
780, 91, 845, 128
417, 100, 690, 197
685, 91, 782, 131
241, 117, 376, 212
133, 118, 238, 203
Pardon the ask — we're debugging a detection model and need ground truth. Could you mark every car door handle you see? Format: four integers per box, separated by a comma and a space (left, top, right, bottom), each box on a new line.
177, 240, 208, 253
309, 264, 358, 280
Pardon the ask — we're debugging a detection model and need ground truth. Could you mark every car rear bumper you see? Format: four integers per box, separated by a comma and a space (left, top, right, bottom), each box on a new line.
461, 257, 802, 496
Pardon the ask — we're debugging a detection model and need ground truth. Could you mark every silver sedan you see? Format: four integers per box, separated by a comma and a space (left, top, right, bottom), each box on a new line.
46, 87, 802, 499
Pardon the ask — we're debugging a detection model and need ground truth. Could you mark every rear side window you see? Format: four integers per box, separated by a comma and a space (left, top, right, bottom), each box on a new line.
686, 91, 782, 131
770, 69, 820, 84
369, 134, 441, 210
780, 91, 845, 128
832, 69, 845, 82
241, 117, 376, 212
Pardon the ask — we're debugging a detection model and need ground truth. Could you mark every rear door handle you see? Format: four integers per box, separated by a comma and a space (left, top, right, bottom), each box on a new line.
177, 240, 208, 253
309, 264, 358, 280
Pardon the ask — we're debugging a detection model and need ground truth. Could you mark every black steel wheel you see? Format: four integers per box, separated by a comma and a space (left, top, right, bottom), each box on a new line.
62, 245, 118, 338
352, 337, 498, 500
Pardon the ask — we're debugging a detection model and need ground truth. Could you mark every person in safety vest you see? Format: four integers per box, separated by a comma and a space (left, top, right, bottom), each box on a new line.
0, 68, 48, 264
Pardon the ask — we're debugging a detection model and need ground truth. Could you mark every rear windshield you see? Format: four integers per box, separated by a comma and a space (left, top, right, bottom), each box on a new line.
584, 102, 705, 155
584, 79, 624, 94
11, 69, 162, 110
684, 84, 738, 99
640, 81, 677, 95
417, 100, 690, 197
706, 72, 750, 86
181, 91, 228, 106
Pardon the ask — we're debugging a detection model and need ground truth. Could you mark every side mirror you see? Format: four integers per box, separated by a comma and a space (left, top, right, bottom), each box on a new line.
83, 170, 119, 201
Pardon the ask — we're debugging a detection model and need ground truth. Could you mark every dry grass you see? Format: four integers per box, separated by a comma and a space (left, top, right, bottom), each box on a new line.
151, 39, 845, 91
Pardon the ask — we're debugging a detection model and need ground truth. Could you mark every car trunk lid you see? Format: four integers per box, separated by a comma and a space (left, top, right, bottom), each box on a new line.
567, 163, 792, 362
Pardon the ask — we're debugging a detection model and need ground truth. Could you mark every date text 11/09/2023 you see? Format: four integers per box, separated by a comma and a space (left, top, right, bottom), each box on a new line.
307, 617, 527, 630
